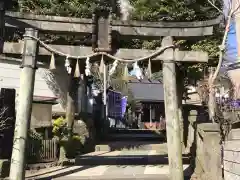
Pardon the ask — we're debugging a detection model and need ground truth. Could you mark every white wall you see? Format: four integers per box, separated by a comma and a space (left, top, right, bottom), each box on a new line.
0, 61, 69, 113
0, 62, 55, 97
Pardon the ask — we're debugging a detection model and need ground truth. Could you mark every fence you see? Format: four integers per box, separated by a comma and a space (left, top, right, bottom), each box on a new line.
27, 138, 58, 164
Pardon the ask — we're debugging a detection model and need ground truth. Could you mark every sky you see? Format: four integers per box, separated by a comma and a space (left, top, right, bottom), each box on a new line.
224, 0, 239, 66
224, 22, 238, 65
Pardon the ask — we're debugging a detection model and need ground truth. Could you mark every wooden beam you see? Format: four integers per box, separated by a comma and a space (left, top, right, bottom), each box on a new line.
3, 42, 208, 62
5, 11, 221, 38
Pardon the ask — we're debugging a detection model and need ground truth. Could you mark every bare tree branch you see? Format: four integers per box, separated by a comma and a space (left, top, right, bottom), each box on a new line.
207, 0, 240, 86
208, 0, 240, 86
0, 107, 13, 131
232, 0, 240, 14
205, 0, 240, 123
209, 11, 233, 85
207, 0, 223, 13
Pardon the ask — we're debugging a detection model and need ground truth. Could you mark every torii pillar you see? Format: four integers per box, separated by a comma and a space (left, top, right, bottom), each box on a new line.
161, 36, 184, 180
9, 28, 39, 180
92, 6, 112, 137
160, 36, 208, 180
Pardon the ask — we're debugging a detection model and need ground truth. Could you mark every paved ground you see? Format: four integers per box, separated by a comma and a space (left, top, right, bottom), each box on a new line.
25, 150, 192, 180
26, 164, 191, 180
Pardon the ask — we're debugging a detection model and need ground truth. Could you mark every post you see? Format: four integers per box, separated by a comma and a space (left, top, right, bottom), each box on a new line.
66, 87, 75, 137
102, 62, 108, 134
92, 4, 112, 133
208, 67, 216, 122
138, 109, 142, 129
103, 63, 107, 118
9, 28, 38, 180
66, 69, 75, 137
162, 36, 184, 180
149, 104, 152, 127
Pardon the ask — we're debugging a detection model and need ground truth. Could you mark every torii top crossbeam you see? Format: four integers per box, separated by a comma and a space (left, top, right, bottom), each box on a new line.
2, 10, 221, 64
5, 11, 221, 38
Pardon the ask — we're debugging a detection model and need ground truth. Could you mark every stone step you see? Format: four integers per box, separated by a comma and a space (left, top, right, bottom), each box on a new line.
95, 141, 167, 152
228, 129, 240, 140
54, 174, 178, 180
107, 133, 166, 141
109, 128, 165, 134
106, 128, 166, 141
75, 150, 191, 166
26, 165, 192, 180
224, 140, 240, 151
54, 176, 191, 180
54, 175, 169, 180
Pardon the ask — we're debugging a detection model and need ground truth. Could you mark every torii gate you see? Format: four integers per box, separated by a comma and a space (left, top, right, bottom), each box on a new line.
0, 4, 220, 180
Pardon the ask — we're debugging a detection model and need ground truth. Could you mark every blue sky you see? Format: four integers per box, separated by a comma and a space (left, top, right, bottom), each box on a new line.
225, 22, 238, 65
224, 0, 238, 66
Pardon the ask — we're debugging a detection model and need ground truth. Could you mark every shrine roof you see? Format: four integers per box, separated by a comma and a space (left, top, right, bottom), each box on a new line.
33, 96, 58, 105
128, 78, 164, 102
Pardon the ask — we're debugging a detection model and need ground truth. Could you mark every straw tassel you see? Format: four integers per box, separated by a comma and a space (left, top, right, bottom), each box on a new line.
85, 57, 91, 76
109, 60, 118, 75
49, 53, 56, 70
123, 63, 129, 81
147, 58, 152, 79
74, 59, 81, 78
99, 55, 104, 74
133, 62, 143, 80
64, 56, 71, 74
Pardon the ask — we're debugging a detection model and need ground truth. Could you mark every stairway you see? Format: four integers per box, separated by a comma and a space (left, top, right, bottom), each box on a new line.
71, 129, 192, 179
95, 128, 166, 152
26, 128, 193, 180
106, 128, 166, 141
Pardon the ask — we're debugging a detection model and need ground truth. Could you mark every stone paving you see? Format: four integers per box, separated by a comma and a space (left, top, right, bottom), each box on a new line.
25, 150, 192, 180
26, 164, 191, 180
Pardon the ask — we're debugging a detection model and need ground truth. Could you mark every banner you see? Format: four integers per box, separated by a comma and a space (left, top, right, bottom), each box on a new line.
107, 90, 128, 119
107, 90, 122, 119
121, 96, 128, 118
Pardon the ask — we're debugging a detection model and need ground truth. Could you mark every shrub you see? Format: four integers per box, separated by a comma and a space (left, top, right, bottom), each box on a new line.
52, 116, 68, 139
52, 117, 83, 159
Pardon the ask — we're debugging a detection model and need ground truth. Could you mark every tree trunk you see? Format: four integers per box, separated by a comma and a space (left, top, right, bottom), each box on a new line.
58, 137, 68, 162
208, 68, 216, 123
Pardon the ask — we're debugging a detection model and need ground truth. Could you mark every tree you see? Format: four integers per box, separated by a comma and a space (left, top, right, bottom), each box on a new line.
199, 0, 240, 123
12, 0, 225, 120
91, 62, 136, 106
12, 0, 223, 130
14, 0, 221, 81
0, 107, 13, 132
